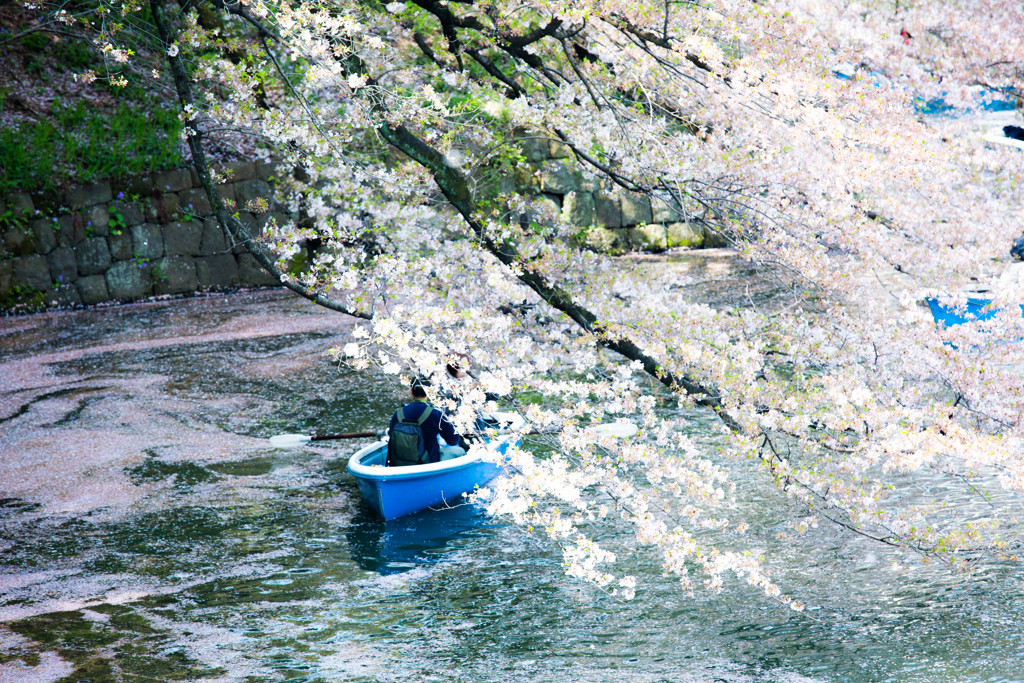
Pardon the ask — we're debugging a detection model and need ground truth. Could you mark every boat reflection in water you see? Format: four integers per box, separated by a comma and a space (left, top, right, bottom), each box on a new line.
345, 501, 500, 575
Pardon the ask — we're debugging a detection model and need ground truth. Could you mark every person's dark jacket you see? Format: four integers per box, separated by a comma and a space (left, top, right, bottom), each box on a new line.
387, 400, 459, 464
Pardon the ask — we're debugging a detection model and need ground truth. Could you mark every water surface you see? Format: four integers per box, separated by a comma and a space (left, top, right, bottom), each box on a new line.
1, 278, 1022, 682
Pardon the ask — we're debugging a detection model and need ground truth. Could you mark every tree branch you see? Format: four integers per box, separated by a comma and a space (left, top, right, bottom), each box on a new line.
377, 121, 740, 430
148, 0, 371, 319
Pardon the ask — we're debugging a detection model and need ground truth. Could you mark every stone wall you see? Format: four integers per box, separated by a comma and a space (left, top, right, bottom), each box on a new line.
1, 142, 723, 314
0, 161, 282, 314
511, 137, 727, 253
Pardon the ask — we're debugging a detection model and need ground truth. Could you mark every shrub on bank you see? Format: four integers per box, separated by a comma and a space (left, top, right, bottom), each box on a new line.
0, 95, 184, 195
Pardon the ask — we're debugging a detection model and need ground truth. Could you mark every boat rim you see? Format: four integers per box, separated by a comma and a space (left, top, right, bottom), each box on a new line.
926, 295, 994, 304
347, 441, 502, 480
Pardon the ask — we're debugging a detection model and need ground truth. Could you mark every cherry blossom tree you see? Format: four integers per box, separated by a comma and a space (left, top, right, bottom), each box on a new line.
16, 0, 1024, 605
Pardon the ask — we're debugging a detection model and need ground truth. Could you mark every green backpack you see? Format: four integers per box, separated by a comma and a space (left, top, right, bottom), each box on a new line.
386, 404, 434, 466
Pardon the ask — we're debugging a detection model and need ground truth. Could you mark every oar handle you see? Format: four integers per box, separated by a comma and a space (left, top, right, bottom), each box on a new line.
311, 431, 379, 441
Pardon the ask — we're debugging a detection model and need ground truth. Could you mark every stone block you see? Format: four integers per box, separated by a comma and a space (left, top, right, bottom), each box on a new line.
75, 237, 112, 276
0, 260, 11, 295
561, 192, 596, 227
131, 224, 164, 260
584, 226, 623, 252
73, 215, 93, 246
526, 194, 562, 224
215, 182, 236, 208
594, 192, 622, 228
254, 209, 288, 235
234, 179, 273, 210
66, 182, 112, 209
47, 247, 78, 283
2, 226, 34, 256
513, 166, 541, 192
230, 213, 256, 253
76, 274, 108, 305
292, 163, 314, 183
539, 160, 579, 194
118, 173, 154, 197
478, 170, 518, 199
666, 222, 704, 248
179, 188, 212, 217
160, 192, 183, 220
236, 253, 278, 286
652, 197, 683, 224
152, 168, 192, 193
243, 211, 266, 234
163, 221, 204, 257
520, 137, 550, 162
497, 172, 517, 195
55, 214, 76, 248
218, 161, 256, 182
273, 206, 293, 228
549, 139, 572, 159
106, 260, 152, 300
50, 283, 81, 308
31, 219, 56, 254
200, 219, 230, 254
250, 210, 270, 235
255, 159, 277, 182
113, 201, 145, 227
628, 223, 668, 251
196, 254, 239, 288
703, 225, 730, 248
142, 198, 161, 223
108, 231, 133, 261
620, 195, 653, 226
83, 205, 110, 238
153, 256, 198, 295
14, 255, 52, 291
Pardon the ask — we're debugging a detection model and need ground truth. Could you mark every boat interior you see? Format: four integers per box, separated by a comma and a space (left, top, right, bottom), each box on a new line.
358, 443, 468, 467
360, 445, 388, 467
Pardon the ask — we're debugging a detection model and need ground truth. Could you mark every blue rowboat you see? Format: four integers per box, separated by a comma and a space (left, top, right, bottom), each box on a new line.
347, 412, 524, 520
926, 296, 1024, 328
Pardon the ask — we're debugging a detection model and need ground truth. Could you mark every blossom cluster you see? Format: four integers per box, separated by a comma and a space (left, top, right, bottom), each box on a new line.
22, 0, 1024, 606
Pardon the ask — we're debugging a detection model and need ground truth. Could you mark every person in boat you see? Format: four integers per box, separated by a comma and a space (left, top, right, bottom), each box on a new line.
386, 376, 465, 467
442, 353, 502, 433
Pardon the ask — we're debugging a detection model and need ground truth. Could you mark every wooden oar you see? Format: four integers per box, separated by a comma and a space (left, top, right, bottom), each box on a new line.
269, 421, 638, 449
269, 430, 378, 448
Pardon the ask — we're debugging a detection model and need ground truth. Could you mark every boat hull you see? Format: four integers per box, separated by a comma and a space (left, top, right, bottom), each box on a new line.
349, 442, 510, 520
927, 297, 1024, 327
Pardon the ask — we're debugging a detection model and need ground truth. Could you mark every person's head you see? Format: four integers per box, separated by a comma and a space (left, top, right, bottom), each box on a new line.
446, 352, 470, 379
410, 376, 431, 399
1012, 233, 1024, 261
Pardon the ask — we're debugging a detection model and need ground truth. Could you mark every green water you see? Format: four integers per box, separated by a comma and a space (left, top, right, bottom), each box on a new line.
1, 286, 1023, 682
